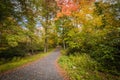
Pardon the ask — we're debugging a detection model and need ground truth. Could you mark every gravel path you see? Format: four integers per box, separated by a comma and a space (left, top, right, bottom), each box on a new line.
0, 48, 64, 80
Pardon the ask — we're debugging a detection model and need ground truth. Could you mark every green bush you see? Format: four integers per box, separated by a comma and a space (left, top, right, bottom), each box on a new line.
58, 54, 101, 80
59, 53, 120, 80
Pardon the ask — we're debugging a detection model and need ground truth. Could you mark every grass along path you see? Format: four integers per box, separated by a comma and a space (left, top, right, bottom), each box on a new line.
0, 49, 54, 74
0, 48, 64, 80
58, 50, 120, 80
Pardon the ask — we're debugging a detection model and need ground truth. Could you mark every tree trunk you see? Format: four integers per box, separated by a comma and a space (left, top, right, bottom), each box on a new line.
44, 0, 50, 53
63, 40, 66, 49
44, 27, 48, 53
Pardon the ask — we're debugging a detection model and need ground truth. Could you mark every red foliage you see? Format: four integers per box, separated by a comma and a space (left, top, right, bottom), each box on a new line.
56, 0, 78, 17
56, 0, 95, 18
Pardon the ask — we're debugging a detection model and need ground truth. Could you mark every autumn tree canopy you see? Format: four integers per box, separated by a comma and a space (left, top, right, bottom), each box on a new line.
55, 0, 95, 18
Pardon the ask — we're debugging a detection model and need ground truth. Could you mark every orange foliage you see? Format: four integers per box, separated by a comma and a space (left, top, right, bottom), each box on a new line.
55, 0, 95, 19
56, 0, 78, 17
57, 12, 63, 17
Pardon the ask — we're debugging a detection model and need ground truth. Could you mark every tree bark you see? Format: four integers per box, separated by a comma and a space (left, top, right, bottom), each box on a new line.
63, 40, 66, 49
44, 27, 48, 53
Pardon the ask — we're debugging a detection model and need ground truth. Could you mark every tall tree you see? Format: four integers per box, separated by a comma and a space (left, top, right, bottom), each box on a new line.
0, 0, 42, 58
36, 0, 57, 52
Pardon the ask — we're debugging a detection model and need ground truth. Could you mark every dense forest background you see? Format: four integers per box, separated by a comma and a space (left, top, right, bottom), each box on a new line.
0, 0, 120, 79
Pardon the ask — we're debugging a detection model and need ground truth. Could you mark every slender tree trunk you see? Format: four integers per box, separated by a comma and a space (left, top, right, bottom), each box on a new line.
62, 25, 66, 49
31, 49, 34, 54
26, 36, 29, 53
30, 38, 34, 54
63, 40, 66, 49
44, 27, 48, 53
44, 0, 50, 53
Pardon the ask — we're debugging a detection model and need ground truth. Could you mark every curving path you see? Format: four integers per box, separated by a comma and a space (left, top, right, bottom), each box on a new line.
0, 48, 64, 80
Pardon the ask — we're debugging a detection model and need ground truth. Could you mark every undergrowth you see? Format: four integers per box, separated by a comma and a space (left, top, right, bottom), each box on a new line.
58, 50, 120, 80
0, 49, 54, 73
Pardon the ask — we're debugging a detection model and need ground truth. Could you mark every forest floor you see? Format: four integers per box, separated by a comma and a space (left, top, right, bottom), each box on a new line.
0, 48, 65, 80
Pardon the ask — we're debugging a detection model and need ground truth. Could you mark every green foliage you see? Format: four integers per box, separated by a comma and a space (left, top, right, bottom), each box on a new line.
0, 49, 53, 73
57, 1, 120, 75
58, 53, 120, 80
0, 0, 45, 59
0, 0, 119, 77
56, 0, 120, 75
59, 54, 98, 80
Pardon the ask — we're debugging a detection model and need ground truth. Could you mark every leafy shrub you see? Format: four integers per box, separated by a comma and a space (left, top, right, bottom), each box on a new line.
58, 53, 101, 80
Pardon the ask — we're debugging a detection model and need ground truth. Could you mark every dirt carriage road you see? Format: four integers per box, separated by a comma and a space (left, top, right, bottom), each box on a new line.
0, 48, 64, 80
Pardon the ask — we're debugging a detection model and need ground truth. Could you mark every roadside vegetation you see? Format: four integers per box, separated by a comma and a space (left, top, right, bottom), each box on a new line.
0, 0, 119, 79
0, 0, 57, 73
56, 0, 120, 80
58, 50, 120, 80
0, 49, 54, 73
